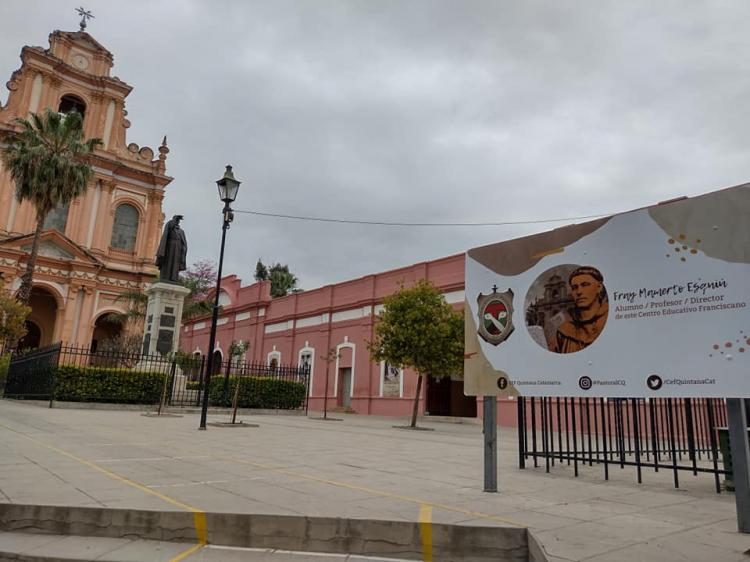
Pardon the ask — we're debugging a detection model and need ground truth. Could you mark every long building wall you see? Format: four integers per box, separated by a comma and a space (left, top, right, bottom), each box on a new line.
179, 254, 486, 418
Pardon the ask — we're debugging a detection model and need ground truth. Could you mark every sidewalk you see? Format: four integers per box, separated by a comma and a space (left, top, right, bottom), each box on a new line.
0, 400, 746, 561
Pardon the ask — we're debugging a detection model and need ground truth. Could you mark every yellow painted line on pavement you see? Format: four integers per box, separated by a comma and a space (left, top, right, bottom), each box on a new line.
0, 423, 207, 561
419, 505, 433, 562
170, 541, 205, 562
214, 454, 523, 528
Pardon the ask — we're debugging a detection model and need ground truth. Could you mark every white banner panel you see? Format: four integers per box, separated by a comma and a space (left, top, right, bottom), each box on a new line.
464, 184, 750, 397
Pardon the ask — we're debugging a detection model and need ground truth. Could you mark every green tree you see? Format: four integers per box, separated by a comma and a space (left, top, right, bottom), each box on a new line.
254, 260, 268, 282
254, 259, 299, 298
229, 340, 248, 362
1, 109, 101, 303
368, 280, 463, 428
0, 291, 31, 350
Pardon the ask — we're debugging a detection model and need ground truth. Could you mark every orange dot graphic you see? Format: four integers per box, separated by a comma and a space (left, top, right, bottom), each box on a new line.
668, 238, 675, 244
690, 249, 697, 254
696, 239, 702, 243
679, 234, 686, 240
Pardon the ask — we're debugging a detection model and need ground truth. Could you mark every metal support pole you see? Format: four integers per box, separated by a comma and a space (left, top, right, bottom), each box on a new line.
483, 396, 498, 492
199, 203, 231, 430
727, 398, 750, 532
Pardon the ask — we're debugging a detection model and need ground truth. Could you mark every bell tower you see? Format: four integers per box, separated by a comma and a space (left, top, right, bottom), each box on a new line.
0, 18, 175, 349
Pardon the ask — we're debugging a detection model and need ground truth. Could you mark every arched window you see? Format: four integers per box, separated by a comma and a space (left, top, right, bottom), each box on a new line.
212, 349, 223, 375
44, 201, 70, 233
268, 351, 281, 373
59, 94, 86, 120
110, 204, 139, 251
218, 291, 231, 307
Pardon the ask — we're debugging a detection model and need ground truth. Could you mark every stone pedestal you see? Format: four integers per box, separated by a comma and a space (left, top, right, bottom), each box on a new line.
142, 281, 190, 357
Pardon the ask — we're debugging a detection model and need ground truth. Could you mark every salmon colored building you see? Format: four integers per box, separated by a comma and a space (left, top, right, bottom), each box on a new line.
0, 28, 170, 349
179, 254, 497, 419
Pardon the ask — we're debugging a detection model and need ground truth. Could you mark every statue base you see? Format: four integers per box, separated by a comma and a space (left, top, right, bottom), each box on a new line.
141, 281, 191, 357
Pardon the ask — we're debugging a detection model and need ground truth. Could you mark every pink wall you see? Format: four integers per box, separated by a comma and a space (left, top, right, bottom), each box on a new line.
181, 254, 472, 419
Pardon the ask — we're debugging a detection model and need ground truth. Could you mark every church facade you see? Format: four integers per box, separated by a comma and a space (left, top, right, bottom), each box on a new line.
0, 28, 171, 349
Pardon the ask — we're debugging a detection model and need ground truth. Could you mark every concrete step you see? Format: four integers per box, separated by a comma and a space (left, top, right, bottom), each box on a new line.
0, 504, 530, 561
0, 531, 417, 561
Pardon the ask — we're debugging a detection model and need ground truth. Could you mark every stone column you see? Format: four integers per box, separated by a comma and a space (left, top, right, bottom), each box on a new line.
142, 281, 190, 357
77, 286, 96, 348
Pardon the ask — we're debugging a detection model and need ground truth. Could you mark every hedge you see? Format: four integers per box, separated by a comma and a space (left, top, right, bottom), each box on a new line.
208, 375, 306, 409
52, 365, 164, 404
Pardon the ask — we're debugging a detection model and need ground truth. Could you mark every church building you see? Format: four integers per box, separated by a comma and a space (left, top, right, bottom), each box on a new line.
0, 26, 171, 349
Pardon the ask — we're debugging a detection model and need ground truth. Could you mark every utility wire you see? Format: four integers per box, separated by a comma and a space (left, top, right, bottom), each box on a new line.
233, 209, 612, 227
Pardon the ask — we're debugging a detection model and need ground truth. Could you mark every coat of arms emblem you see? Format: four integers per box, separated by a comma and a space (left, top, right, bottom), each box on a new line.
477, 286, 514, 346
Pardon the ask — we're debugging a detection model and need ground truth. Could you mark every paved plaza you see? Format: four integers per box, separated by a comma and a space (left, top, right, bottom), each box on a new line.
0, 400, 747, 561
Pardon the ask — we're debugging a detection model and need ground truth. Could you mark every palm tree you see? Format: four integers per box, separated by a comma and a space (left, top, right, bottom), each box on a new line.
110, 289, 149, 327
1, 108, 101, 303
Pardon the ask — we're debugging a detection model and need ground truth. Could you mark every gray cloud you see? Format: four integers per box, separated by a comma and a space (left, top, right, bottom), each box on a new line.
2, 1, 749, 289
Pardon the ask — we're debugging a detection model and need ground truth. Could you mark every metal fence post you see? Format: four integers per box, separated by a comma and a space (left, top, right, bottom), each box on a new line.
196, 356, 205, 407
483, 396, 497, 492
305, 364, 311, 415
47, 343, 61, 408
727, 398, 750, 532
517, 398, 525, 469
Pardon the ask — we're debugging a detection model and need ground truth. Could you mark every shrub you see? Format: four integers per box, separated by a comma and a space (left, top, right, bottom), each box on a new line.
52, 365, 164, 404
208, 375, 306, 409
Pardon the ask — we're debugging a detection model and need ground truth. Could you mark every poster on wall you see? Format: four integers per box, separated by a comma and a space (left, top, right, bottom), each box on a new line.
382, 363, 401, 397
464, 184, 750, 398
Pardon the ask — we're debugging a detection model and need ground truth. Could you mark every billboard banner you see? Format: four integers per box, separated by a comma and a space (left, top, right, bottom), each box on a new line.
464, 184, 750, 397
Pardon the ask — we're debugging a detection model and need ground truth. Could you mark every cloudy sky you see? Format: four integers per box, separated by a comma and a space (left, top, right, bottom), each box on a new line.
2, 1, 749, 290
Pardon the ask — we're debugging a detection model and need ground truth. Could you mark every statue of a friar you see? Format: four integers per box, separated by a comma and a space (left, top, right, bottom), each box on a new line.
156, 214, 187, 283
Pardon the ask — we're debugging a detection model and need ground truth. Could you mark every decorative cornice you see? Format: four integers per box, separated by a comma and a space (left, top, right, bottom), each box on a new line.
0, 262, 145, 290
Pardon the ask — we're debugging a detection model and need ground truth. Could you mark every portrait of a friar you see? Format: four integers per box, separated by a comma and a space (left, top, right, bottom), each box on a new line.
156, 214, 187, 283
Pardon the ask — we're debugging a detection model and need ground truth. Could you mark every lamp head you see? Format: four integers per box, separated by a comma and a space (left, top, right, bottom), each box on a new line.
216, 165, 241, 203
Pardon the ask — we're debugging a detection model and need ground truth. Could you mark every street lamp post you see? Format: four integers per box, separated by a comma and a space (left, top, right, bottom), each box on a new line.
199, 165, 241, 430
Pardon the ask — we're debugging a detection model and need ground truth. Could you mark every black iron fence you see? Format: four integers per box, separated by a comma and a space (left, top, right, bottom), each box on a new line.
517, 397, 731, 493
3, 343, 310, 413
3, 343, 61, 404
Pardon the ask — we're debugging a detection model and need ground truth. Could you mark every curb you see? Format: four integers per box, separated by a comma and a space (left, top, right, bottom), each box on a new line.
0, 503, 534, 561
